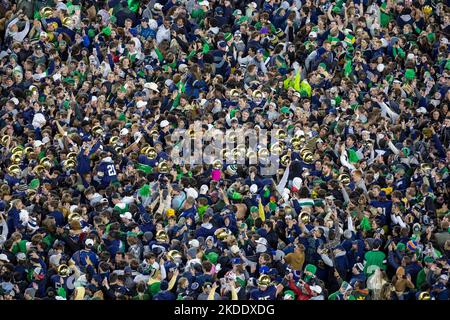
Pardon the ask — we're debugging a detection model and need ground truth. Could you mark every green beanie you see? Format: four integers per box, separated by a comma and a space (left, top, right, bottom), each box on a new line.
101, 26, 112, 36
405, 69, 415, 81
224, 32, 233, 42
305, 264, 317, 275
205, 252, 218, 264
28, 178, 40, 189
396, 242, 406, 252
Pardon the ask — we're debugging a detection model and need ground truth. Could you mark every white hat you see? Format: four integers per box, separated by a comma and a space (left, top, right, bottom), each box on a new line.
440, 37, 449, 45
91, 96, 98, 102
309, 31, 318, 38
154, 3, 163, 10
230, 245, 240, 254
120, 128, 129, 136
0, 254, 10, 262
199, 0, 209, 7
9, 97, 19, 105
310, 285, 322, 294
144, 82, 159, 92
255, 237, 268, 246
120, 212, 133, 220
189, 239, 200, 248
136, 100, 148, 108
40, 31, 47, 38
250, 184, 258, 194
377, 63, 385, 73
416, 107, 427, 114
185, 187, 199, 199
292, 177, 302, 190
407, 53, 415, 60
160, 120, 170, 128
85, 239, 95, 246
248, 2, 257, 9
178, 64, 188, 73
33, 140, 44, 148
199, 185, 209, 195
32, 113, 46, 128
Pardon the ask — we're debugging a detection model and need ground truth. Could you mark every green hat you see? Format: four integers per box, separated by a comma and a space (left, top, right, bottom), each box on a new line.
283, 290, 295, 299
101, 26, 112, 36
280, 106, 292, 114
28, 178, 40, 189
401, 147, 410, 157
205, 252, 218, 264
305, 264, 317, 275
396, 242, 406, 252
231, 191, 242, 200
232, 9, 242, 16
250, 206, 258, 213
427, 32, 436, 43
137, 163, 153, 174
224, 32, 233, 42
318, 62, 327, 70
88, 29, 96, 39
268, 201, 277, 212
423, 256, 435, 264
405, 69, 415, 80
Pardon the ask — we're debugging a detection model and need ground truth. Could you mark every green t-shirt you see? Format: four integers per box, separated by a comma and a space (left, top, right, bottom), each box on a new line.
364, 250, 386, 275
133, 293, 151, 300
380, 3, 392, 28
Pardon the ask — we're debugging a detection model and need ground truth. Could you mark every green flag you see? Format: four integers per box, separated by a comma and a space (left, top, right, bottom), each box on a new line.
154, 47, 164, 62
344, 60, 352, 77
139, 184, 151, 197
360, 216, 372, 231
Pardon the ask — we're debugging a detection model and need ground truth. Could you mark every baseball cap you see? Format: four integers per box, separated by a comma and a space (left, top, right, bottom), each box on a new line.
33, 140, 44, 148
120, 212, 133, 220
256, 237, 268, 246
160, 120, 170, 128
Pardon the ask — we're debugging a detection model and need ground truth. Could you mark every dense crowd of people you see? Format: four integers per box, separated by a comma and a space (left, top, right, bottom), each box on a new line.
0, 0, 449, 300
